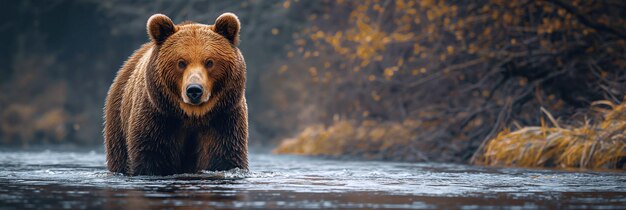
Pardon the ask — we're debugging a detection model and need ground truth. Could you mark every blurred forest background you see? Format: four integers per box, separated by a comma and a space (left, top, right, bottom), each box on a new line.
1, 0, 625, 167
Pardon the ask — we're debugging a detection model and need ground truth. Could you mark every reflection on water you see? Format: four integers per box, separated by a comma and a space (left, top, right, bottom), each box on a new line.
0, 150, 624, 209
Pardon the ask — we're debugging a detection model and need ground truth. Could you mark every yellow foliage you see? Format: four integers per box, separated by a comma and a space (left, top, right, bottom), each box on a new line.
270, 0, 626, 164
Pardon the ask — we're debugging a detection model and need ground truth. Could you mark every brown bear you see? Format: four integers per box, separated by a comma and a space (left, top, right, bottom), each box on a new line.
103, 13, 248, 176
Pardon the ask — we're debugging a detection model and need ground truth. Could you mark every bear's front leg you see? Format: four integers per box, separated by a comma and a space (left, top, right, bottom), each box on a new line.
126, 112, 183, 176
196, 106, 248, 172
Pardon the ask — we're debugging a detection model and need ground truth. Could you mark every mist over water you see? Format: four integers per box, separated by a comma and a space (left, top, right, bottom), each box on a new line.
0, 150, 625, 209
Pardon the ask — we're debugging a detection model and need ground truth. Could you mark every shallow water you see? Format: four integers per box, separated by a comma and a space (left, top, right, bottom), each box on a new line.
0, 150, 624, 209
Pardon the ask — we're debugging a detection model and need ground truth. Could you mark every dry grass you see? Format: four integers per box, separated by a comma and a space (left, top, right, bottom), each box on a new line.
474, 101, 626, 170
0, 75, 73, 146
273, 120, 426, 161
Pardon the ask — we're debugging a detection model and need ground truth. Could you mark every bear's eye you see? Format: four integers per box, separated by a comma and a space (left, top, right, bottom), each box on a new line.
205, 59, 214, 68
177, 60, 187, 69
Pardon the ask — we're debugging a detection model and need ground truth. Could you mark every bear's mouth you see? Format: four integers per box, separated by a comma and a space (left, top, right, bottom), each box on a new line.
179, 91, 214, 117
182, 92, 210, 105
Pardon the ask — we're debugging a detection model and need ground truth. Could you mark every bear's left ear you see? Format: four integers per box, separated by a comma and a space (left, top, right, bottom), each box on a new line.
213, 13, 240, 45
147, 14, 176, 44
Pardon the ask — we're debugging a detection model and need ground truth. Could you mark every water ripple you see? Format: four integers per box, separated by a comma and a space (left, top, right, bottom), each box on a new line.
0, 150, 624, 209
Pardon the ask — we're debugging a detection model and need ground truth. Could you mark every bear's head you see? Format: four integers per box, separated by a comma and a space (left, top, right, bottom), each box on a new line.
145, 13, 245, 117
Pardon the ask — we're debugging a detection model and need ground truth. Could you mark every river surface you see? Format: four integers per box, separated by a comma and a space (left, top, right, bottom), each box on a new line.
0, 150, 624, 209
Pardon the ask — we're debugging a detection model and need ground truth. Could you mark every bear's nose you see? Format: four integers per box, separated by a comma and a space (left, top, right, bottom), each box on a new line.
186, 84, 203, 102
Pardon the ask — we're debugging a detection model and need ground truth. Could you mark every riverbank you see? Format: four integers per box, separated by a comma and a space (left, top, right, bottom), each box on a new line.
275, 101, 626, 170
474, 101, 626, 170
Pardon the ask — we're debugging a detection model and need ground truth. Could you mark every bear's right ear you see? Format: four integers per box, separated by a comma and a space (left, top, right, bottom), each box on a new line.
147, 14, 176, 44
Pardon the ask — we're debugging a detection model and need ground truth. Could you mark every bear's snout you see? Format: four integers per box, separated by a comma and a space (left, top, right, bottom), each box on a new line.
185, 84, 203, 104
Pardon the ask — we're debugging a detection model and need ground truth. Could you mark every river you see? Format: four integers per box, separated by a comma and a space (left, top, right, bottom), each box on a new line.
0, 150, 624, 209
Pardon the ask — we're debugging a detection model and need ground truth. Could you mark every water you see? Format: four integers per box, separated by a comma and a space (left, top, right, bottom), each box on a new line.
0, 150, 624, 209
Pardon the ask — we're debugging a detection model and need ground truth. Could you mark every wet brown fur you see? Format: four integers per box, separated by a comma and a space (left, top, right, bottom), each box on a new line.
104, 13, 248, 175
